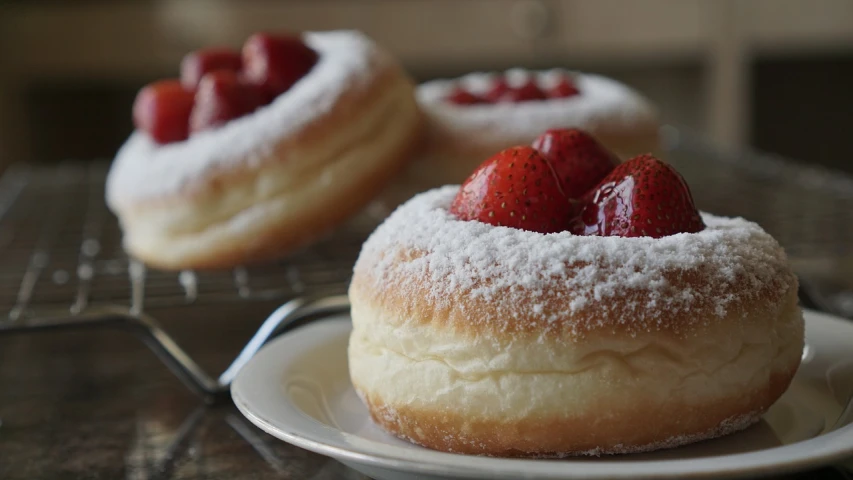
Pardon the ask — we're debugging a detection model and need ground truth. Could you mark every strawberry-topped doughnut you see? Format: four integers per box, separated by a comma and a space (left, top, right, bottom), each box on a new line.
107, 31, 421, 270
349, 129, 804, 457
381, 69, 659, 206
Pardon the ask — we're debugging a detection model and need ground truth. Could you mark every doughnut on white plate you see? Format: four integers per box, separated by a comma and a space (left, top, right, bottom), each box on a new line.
232, 310, 853, 480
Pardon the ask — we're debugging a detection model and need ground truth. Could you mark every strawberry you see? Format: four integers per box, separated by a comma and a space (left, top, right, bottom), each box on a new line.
190, 71, 268, 133
132, 79, 195, 144
496, 79, 547, 103
241, 32, 318, 97
547, 76, 580, 98
531, 128, 618, 198
447, 86, 486, 105
484, 77, 511, 102
449, 146, 573, 233
180, 48, 242, 89
570, 154, 704, 238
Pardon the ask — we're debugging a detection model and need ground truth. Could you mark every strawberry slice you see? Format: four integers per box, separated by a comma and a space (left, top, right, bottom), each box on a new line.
449, 146, 573, 233
547, 76, 580, 98
132, 79, 195, 144
570, 154, 705, 238
180, 48, 242, 89
496, 79, 547, 103
447, 86, 486, 105
241, 32, 318, 97
484, 77, 511, 102
189, 71, 267, 133
532, 128, 618, 198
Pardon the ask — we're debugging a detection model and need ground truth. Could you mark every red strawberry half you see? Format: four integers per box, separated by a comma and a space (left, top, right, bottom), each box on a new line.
496, 79, 547, 103
547, 75, 581, 98
180, 47, 243, 90
446, 86, 486, 105
531, 128, 618, 198
132, 79, 195, 144
241, 32, 318, 98
190, 71, 268, 133
449, 146, 573, 233
483, 77, 511, 102
570, 154, 704, 238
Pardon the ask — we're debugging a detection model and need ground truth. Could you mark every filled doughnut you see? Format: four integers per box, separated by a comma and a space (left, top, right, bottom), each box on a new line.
381, 69, 659, 206
107, 30, 421, 270
348, 129, 803, 456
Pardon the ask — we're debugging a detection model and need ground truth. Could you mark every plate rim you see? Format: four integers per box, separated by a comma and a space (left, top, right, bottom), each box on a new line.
232, 309, 853, 479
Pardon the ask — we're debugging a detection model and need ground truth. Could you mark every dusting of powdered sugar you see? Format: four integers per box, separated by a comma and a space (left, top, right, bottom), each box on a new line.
355, 186, 796, 338
106, 30, 391, 208
417, 69, 659, 146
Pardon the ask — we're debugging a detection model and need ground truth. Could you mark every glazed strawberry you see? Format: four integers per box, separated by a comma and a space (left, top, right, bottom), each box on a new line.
133, 79, 195, 144
190, 71, 267, 133
180, 48, 242, 89
484, 77, 511, 102
449, 146, 572, 233
532, 128, 618, 198
242, 33, 318, 97
547, 76, 580, 98
571, 154, 704, 238
447, 87, 486, 105
497, 79, 547, 103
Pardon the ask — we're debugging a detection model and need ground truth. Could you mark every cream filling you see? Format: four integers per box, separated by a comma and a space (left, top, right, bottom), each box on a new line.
348, 296, 804, 420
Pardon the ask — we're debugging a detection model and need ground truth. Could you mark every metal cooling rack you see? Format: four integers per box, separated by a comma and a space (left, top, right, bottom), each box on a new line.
0, 161, 377, 401
1, 128, 853, 402
0, 161, 375, 319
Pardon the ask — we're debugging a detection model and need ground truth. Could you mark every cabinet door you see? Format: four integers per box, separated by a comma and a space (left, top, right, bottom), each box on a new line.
547, 0, 710, 58
741, 0, 853, 52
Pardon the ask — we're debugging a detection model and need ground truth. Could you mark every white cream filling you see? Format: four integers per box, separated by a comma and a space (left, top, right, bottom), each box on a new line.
348, 295, 803, 420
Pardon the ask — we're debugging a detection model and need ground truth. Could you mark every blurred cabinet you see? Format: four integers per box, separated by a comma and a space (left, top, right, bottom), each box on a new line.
742, 0, 853, 51
1, 0, 852, 165
547, 0, 709, 56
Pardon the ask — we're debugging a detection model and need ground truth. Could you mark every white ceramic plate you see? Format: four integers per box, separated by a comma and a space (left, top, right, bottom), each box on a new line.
232, 310, 853, 480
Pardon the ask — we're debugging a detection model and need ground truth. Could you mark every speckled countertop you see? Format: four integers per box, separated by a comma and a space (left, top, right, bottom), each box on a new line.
0, 303, 368, 480
1, 304, 852, 480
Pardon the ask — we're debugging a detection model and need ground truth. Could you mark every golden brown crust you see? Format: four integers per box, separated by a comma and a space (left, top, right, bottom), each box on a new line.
355, 366, 797, 456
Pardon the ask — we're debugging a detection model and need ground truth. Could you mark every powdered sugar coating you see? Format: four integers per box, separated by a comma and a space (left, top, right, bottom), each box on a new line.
417, 69, 659, 148
107, 30, 391, 207
356, 186, 796, 338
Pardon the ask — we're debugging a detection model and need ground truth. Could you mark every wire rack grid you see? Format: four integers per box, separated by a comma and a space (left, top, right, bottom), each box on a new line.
0, 161, 376, 322
0, 161, 376, 400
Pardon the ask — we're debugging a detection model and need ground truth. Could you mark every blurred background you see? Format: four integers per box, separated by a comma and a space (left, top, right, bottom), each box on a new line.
2, 5, 853, 479
1, 0, 852, 171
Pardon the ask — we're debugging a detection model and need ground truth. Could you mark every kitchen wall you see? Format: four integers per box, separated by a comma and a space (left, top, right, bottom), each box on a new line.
1, 0, 852, 170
